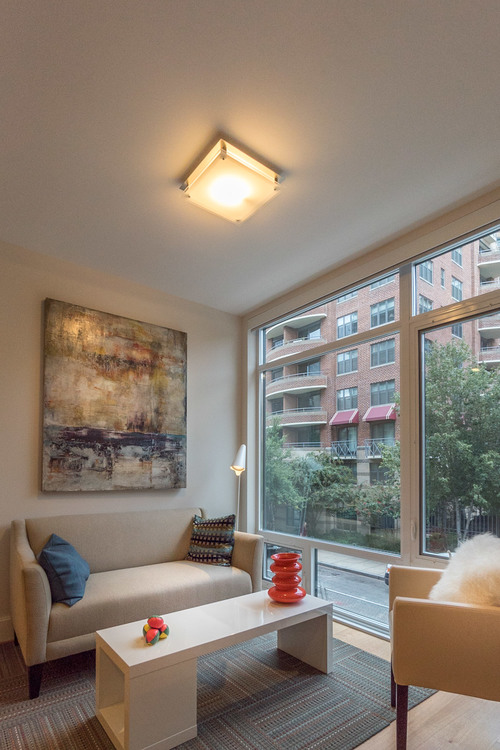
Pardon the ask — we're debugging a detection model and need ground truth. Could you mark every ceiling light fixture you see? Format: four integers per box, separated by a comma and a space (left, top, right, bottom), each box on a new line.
181, 139, 280, 223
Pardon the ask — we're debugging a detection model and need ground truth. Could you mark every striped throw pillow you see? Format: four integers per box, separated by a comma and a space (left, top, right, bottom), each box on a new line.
185, 514, 235, 566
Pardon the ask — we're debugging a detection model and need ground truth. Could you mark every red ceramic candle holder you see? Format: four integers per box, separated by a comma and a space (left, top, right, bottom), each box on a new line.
268, 552, 306, 603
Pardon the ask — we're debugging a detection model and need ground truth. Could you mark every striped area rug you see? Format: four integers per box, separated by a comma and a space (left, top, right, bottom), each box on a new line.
0, 634, 432, 750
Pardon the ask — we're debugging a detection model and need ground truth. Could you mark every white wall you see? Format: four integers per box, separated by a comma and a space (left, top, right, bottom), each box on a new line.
0, 241, 242, 641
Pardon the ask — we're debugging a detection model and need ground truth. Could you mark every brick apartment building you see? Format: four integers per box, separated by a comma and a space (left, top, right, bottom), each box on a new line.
264, 234, 500, 487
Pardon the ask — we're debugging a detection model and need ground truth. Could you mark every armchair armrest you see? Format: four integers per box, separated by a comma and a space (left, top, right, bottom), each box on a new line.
10, 520, 52, 666
389, 565, 443, 610
392, 596, 500, 701
232, 531, 264, 592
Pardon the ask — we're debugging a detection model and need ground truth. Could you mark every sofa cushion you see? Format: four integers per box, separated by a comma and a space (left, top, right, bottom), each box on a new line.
38, 534, 90, 606
185, 514, 235, 566
46, 560, 252, 643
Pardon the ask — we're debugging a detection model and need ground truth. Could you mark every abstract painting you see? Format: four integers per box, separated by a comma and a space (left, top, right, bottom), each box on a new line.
42, 299, 187, 491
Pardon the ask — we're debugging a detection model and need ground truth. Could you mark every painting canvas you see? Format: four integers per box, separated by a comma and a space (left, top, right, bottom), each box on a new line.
42, 299, 187, 491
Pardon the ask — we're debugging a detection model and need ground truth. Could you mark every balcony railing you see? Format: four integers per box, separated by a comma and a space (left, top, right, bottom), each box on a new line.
479, 345, 500, 362
267, 336, 326, 361
266, 372, 328, 396
479, 279, 500, 291
266, 407, 328, 426
364, 437, 395, 458
331, 441, 358, 459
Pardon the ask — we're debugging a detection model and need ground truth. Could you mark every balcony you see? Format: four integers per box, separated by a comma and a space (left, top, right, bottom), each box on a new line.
479, 278, 500, 292
479, 345, 500, 365
478, 314, 500, 337
331, 441, 358, 459
266, 313, 326, 339
266, 407, 328, 427
267, 336, 326, 362
266, 372, 328, 397
364, 437, 395, 458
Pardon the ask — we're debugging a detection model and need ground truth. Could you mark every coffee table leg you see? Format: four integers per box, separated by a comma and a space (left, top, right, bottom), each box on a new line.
277, 612, 332, 673
126, 658, 198, 750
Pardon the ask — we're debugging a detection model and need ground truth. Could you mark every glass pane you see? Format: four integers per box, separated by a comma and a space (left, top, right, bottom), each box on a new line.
261, 273, 400, 364
421, 315, 500, 554
315, 551, 389, 631
262, 333, 401, 555
413, 228, 500, 315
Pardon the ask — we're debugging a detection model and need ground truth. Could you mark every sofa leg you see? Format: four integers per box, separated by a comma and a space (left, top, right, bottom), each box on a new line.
390, 660, 396, 707
396, 683, 409, 750
28, 664, 43, 699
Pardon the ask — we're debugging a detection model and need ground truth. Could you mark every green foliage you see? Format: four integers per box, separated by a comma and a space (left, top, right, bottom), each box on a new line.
424, 339, 500, 541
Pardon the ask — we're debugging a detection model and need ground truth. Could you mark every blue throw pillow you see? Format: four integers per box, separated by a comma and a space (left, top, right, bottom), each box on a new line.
38, 534, 90, 606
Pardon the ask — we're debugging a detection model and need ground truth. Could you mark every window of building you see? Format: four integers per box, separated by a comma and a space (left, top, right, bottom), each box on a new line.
337, 349, 358, 374
297, 321, 321, 340
370, 298, 395, 328
337, 312, 358, 339
451, 322, 463, 338
451, 247, 463, 266
370, 380, 395, 405
269, 397, 283, 413
295, 426, 321, 447
370, 274, 396, 290
337, 387, 358, 410
419, 260, 433, 284
297, 391, 321, 410
337, 290, 358, 303
297, 358, 321, 375
441, 268, 445, 288
451, 276, 463, 301
271, 367, 283, 380
418, 295, 433, 314
271, 335, 283, 350
370, 338, 395, 367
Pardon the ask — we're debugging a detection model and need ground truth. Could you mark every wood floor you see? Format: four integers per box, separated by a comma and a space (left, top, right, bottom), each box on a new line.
333, 621, 500, 750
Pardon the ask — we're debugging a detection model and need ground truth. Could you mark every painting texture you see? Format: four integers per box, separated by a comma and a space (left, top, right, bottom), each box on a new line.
42, 299, 187, 491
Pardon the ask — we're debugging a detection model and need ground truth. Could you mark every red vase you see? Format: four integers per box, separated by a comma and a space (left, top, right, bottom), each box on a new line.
268, 552, 306, 603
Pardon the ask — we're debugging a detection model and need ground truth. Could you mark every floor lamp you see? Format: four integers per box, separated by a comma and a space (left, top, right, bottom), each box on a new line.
230, 444, 246, 530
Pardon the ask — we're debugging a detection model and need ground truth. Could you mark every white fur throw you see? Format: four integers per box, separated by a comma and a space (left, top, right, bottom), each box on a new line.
429, 534, 500, 606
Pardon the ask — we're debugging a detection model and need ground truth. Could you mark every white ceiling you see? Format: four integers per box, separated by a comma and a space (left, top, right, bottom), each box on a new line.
2, 1, 500, 315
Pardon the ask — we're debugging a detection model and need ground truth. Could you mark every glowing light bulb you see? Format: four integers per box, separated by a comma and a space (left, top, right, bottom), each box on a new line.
209, 175, 252, 207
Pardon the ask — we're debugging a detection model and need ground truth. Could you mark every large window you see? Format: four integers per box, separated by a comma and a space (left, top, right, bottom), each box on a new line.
257, 222, 500, 636
421, 315, 500, 554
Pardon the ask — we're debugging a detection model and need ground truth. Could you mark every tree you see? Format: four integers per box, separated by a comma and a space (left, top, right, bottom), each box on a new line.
294, 452, 356, 537
424, 339, 500, 543
263, 419, 301, 530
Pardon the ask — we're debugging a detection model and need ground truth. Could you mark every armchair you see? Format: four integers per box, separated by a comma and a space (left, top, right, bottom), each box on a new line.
389, 565, 500, 749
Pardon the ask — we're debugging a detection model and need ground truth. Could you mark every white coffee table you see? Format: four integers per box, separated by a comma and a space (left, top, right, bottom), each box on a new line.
95, 589, 332, 750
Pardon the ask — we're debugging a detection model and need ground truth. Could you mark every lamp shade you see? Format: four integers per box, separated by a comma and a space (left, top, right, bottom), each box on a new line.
182, 140, 279, 223
230, 444, 246, 476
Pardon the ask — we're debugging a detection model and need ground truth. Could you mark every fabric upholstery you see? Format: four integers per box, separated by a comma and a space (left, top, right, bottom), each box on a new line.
46, 560, 252, 643
390, 565, 500, 702
38, 534, 90, 606
10, 509, 264, 674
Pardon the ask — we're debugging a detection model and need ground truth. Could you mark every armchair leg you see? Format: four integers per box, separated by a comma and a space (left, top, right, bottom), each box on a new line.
28, 664, 43, 699
396, 683, 409, 750
391, 660, 396, 707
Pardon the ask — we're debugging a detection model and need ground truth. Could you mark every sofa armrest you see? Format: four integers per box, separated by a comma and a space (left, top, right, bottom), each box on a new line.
389, 565, 443, 610
232, 531, 264, 592
392, 596, 500, 701
10, 520, 51, 666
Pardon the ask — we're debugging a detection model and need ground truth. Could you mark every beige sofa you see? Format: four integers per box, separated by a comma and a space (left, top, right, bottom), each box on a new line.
10, 507, 263, 698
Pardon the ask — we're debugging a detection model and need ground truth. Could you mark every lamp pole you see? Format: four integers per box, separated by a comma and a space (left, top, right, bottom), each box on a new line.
230, 444, 246, 530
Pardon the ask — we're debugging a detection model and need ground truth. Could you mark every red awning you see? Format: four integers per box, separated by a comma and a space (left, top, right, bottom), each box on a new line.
329, 409, 359, 426
363, 404, 396, 421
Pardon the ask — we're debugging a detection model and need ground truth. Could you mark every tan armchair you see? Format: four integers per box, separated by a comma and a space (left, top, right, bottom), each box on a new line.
389, 565, 500, 749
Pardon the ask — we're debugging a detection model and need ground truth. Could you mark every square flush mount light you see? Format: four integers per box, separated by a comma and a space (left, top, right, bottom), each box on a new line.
181, 139, 280, 223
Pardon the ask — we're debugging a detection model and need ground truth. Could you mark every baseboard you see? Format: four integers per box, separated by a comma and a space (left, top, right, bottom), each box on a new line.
0, 615, 14, 644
